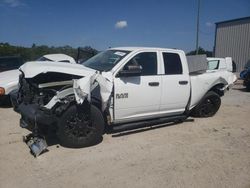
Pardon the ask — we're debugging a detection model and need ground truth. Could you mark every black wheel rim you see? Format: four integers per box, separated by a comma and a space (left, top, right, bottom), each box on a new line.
65, 114, 96, 139
199, 96, 220, 117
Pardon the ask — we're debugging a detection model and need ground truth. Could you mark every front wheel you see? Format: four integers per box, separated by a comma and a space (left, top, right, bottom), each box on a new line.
57, 105, 104, 148
191, 91, 221, 117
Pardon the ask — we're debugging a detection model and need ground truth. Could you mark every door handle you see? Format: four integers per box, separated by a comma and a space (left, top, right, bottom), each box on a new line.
148, 82, 159, 86
179, 81, 188, 85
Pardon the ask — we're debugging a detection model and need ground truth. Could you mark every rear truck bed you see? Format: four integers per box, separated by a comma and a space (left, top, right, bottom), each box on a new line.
189, 71, 237, 110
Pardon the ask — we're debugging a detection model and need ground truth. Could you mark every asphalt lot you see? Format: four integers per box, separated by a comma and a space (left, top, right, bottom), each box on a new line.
0, 83, 250, 188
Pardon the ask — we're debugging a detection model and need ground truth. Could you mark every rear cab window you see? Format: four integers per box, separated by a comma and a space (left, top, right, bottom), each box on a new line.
162, 52, 183, 75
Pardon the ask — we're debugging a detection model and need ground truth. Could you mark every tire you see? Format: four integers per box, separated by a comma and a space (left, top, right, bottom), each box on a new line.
0, 95, 11, 107
191, 91, 221, 118
57, 105, 104, 148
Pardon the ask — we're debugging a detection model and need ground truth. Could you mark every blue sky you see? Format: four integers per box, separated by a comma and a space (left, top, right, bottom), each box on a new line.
0, 0, 249, 52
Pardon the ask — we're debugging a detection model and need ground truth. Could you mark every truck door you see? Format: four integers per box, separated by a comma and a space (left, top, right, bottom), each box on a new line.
160, 52, 190, 115
113, 52, 161, 123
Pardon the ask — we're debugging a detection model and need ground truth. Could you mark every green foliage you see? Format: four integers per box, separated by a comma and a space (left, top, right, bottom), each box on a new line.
0, 43, 98, 62
186, 47, 213, 57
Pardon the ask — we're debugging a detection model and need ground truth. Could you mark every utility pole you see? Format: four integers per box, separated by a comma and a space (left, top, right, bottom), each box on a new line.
195, 0, 200, 55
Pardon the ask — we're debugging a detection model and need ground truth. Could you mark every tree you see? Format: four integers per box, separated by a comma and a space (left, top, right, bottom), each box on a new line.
0, 43, 98, 62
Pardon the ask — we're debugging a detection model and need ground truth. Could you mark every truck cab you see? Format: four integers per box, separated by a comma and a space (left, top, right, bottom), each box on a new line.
109, 47, 190, 123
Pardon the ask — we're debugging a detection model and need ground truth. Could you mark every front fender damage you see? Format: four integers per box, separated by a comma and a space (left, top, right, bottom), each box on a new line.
23, 72, 113, 157
43, 72, 113, 111
74, 73, 113, 110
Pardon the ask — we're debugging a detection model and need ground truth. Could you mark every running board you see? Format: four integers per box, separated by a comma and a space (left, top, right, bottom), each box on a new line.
110, 115, 187, 133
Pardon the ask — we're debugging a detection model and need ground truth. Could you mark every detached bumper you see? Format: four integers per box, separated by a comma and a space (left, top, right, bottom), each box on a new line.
10, 91, 57, 132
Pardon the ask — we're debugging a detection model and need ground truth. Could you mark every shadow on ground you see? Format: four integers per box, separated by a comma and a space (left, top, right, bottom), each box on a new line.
232, 87, 250, 92
45, 131, 103, 149
111, 119, 194, 137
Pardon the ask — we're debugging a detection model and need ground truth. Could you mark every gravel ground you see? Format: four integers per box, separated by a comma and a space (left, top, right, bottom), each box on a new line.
0, 83, 250, 188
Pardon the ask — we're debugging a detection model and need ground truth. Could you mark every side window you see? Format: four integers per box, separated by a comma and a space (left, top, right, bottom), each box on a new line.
163, 53, 183, 75
125, 52, 157, 76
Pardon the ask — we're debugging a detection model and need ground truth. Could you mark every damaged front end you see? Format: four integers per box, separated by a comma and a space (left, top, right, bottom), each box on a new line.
13, 72, 79, 129
11, 65, 113, 156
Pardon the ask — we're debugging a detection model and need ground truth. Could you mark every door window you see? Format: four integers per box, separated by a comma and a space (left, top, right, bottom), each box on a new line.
162, 52, 183, 75
125, 52, 157, 76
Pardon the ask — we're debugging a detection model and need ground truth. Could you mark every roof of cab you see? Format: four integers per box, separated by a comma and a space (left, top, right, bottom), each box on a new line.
109, 47, 183, 53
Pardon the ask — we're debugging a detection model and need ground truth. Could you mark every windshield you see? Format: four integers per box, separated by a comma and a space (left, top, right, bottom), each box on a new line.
82, 50, 130, 71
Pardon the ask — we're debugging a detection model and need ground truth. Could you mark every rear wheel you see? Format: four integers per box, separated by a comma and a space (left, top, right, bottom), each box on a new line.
191, 91, 221, 117
57, 105, 104, 148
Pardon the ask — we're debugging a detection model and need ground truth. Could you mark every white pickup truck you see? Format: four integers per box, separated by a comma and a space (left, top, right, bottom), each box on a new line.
11, 47, 236, 152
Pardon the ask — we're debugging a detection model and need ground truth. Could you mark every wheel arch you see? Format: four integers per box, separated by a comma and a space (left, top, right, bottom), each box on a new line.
190, 90, 221, 117
208, 83, 225, 97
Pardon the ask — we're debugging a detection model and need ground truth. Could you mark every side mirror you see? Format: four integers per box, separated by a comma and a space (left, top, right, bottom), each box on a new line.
118, 65, 142, 77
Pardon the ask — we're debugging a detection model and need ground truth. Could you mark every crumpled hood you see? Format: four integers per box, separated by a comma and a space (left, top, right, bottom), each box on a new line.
0, 69, 20, 86
20, 61, 97, 78
20, 61, 114, 111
